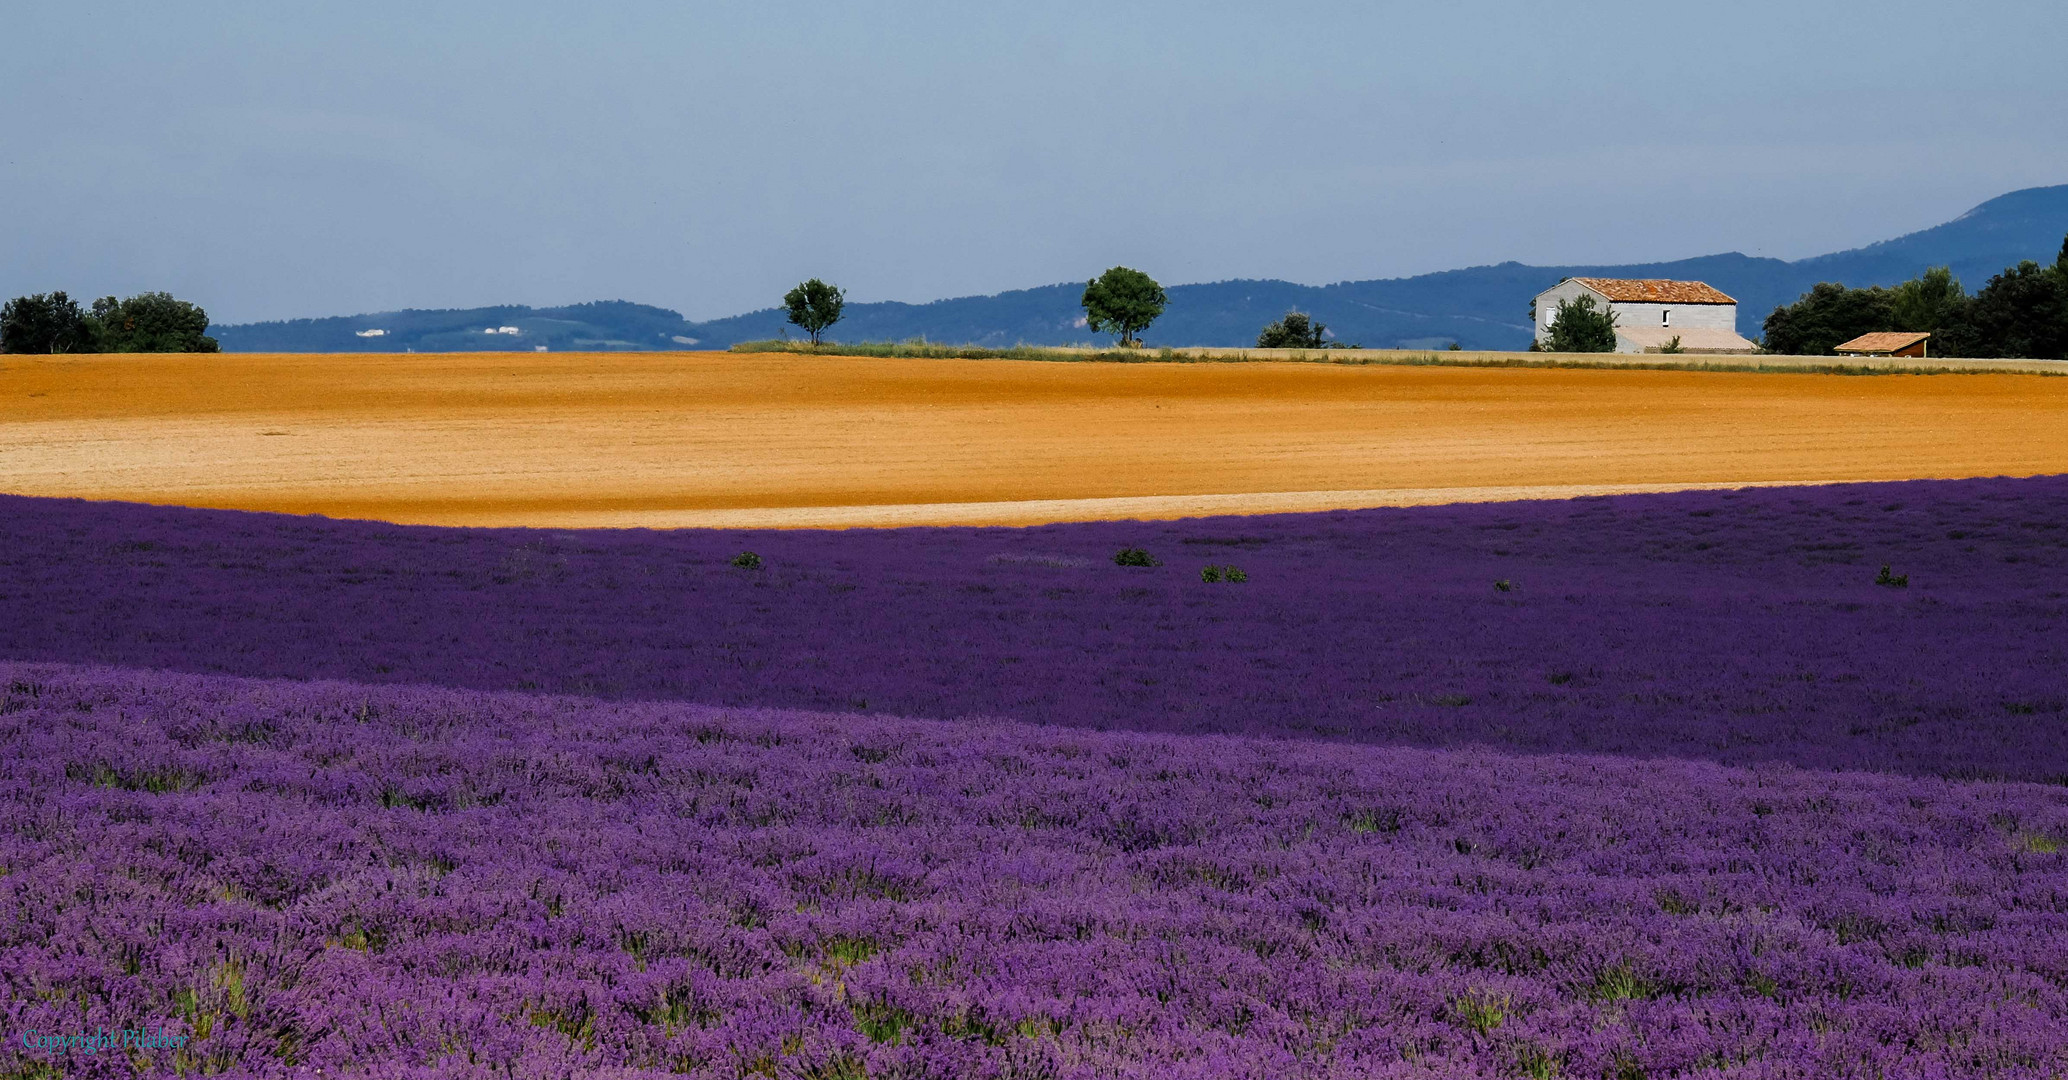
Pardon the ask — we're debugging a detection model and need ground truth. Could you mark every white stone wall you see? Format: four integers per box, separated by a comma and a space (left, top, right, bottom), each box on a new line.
1605, 302, 1738, 335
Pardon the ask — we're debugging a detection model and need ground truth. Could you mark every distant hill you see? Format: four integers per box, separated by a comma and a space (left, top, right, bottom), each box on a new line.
214, 300, 707, 354
1792, 184, 2068, 289
214, 184, 2068, 353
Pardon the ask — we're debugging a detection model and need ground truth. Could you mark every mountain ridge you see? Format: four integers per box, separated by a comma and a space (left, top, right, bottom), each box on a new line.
214, 184, 2068, 353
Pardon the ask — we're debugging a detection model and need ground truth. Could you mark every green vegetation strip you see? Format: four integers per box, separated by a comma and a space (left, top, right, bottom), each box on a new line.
729, 340, 2066, 376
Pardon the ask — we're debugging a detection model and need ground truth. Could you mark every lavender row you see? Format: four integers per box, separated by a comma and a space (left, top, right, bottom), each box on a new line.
4, 477, 2066, 779
5, 663, 2067, 1077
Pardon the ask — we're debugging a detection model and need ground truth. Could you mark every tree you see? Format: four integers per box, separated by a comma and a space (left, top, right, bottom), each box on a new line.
86, 292, 219, 353
1544, 294, 1618, 352
1, 291, 92, 354
1940, 260, 2068, 360
1256, 311, 1328, 349
783, 279, 845, 346
1081, 266, 1166, 347
1888, 266, 1966, 334
1761, 283, 1895, 355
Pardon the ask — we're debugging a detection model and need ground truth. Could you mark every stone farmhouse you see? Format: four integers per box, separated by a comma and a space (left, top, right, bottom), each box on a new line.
1532, 278, 1759, 354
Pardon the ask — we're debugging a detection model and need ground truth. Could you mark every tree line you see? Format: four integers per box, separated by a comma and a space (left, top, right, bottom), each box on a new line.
0, 291, 219, 354
1763, 236, 2068, 358
784, 267, 1179, 349
785, 267, 1359, 351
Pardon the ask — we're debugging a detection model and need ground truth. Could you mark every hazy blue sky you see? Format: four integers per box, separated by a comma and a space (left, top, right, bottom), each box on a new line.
6, 0, 2065, 323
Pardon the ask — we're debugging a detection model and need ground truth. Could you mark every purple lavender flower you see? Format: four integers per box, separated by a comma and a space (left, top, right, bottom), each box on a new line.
0, 665, 2063, 1077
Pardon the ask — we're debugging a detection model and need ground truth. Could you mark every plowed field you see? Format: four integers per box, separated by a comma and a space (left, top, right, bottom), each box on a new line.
2, 350, 2064, 526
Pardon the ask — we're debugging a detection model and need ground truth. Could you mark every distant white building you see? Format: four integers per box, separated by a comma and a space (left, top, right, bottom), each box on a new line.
1532, 278, 1758, 354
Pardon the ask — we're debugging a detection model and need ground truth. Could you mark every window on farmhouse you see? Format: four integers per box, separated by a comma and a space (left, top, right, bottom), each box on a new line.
1662, 309, 1671, 326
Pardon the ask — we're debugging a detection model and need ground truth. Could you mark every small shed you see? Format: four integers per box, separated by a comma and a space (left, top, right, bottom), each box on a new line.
1834, 332, 1931, 358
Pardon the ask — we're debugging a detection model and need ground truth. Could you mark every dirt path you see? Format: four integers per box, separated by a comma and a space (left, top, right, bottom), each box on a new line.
3, 350, 2064, 527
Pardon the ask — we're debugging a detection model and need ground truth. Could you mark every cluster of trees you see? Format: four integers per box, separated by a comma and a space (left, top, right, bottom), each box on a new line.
1763, 237, 2068, 358
0, 291, 218, 354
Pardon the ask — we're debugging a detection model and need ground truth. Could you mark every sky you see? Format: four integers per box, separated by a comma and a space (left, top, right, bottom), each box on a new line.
5, 0, 2066, 325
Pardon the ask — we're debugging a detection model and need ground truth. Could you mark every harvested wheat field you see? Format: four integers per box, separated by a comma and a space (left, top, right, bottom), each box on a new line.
1, 349, 2065, 527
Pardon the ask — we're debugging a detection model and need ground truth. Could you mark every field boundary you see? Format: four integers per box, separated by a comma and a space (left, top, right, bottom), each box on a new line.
314, 479, 1863, 531
730, 339, 2068, 376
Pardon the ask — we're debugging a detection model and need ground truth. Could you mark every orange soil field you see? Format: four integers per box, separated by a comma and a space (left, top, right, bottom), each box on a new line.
2, 350, 2065, 528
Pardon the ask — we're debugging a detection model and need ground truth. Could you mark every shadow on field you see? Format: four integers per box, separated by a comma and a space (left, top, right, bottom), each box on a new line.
2, 475, 2065, 781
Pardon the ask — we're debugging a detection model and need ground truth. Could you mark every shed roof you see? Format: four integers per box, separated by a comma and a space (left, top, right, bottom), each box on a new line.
1834, 331, 1931, 354
1570, 278, 1737, 305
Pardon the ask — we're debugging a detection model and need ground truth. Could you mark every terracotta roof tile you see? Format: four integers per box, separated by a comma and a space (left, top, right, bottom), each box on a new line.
1571, 278, 1737, 304
1834, 332, 1931, 354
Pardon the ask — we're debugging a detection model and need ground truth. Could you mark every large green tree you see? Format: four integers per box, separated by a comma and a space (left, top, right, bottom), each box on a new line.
1761, 283, 1897, 355
783, 279, 845, 346
1940, 259, 2068, 360
1256, 311, 1327, 349
1544, 294, 1618, 352
87, 292, 219, 352
0, 291, 92, 354
3, 290, 219, 354
1081, 266, 1166, 347
1888, 266, 1967, 334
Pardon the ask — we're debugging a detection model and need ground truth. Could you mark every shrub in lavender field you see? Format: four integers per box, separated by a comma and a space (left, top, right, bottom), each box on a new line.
1112, 546, 1160, 567
1200, 564, 1246, 583
730, 551, 763, 570
4, 664, 2067, 1077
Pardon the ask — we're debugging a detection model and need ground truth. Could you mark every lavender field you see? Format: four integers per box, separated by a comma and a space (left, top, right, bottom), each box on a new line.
3, 477, 2066, 778
3, 477, 2068, 1076
5, 664, 2067, 1078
